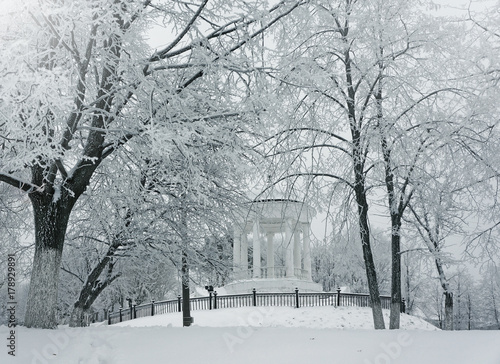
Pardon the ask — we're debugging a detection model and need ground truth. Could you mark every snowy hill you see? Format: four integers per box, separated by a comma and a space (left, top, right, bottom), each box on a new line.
3, 306, 500, 364
115, 305, 438, 330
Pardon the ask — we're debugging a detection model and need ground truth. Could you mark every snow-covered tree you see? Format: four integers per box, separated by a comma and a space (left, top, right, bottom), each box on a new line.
312, 222, 391, 295
261, 0, 500, 329
0, 0, 304, 328
475, 263, 500, 329
261, 0, 468, 329
451, 267, 476, 330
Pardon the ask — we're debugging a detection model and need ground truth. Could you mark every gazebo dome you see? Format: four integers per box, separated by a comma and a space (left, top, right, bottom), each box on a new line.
223, 199, 323, 293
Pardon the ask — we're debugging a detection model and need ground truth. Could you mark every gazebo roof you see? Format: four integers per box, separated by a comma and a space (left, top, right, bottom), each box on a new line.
236, 198, 316, 233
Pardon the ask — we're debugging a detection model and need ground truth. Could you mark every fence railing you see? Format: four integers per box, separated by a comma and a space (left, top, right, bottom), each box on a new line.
108, 288, 399, 325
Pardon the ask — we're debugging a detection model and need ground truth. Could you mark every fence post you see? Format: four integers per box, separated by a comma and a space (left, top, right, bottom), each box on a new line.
119, 307, 123, 323
209, 291, 213, 310
133, 304, 137, 319
108, 310, 111, 325
295, 288, 300, 308
214, 291, 218, 309
177, 294, 182, 312
151, 300, 155, 316
336, 287, 341, 307
252, 288, 257, 306
401, 298, 406, 313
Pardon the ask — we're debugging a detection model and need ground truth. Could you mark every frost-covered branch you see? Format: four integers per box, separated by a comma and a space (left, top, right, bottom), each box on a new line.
0, 173, 40, 193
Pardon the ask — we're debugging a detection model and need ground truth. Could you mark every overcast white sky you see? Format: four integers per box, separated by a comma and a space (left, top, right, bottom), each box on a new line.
432, 0, 496, 17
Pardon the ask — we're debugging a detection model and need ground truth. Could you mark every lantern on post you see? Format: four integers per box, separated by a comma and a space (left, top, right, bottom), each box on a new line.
205, 285, 214, 310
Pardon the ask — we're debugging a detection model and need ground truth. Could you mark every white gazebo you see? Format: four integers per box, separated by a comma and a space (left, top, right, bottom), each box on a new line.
223, 199, 323, 293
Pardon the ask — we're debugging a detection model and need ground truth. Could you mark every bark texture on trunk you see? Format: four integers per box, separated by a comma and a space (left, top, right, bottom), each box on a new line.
24, 245, 63, 329
25, 194, 73, 329
354, 179, 386, 330
444, 291, 454, 331
341, 14, 385, 328
389, 226, 401, 329
357, 204, 386, 329
376, 61, 406, 330
380, 131, 402, 330
433, 256, 454, 330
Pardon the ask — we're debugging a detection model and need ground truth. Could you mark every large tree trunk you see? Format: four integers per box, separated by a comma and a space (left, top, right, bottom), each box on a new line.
389, 228, 401, 329
335, 2, 385, 329
375, 49, 404, 330
444, 291, 454, 330
25, 193, 74, 329
380, 125, 403, 330
354, 181, 386, 330
434, 256, 454, 330
346, 54, 385, 329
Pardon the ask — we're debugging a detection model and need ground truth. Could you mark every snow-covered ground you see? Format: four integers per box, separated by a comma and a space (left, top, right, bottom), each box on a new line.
2, 306, 500, 364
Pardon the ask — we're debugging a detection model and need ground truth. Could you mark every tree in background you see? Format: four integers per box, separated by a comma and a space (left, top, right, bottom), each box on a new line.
265, 0, 396, 329
400, 239, 437, 317
262, 0, 500, 329
311, 221, 391, 295
263, 0, 470, 329
475, 263, 500, 329
452, 267, 476, 330
459, 2, 500, 271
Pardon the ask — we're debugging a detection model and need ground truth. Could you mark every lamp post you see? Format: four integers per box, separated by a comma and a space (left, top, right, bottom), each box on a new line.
205, 285, 214, 310
126, 298, 133, 320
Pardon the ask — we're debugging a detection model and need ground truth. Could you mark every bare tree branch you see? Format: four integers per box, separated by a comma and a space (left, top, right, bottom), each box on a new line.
0, 173, 40, 193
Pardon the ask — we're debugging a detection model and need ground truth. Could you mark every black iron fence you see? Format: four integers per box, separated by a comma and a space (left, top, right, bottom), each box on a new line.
108, 288, 399, 325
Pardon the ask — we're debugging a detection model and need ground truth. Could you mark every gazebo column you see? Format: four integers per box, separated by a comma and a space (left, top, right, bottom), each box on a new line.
285, 219, 295, 277
303, 222, 312, 281
266, 232, 275, 278
233, 229, 241, 275
240, 231, 248, 279
252, 220, 261, 278
293, 226, 302, 277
